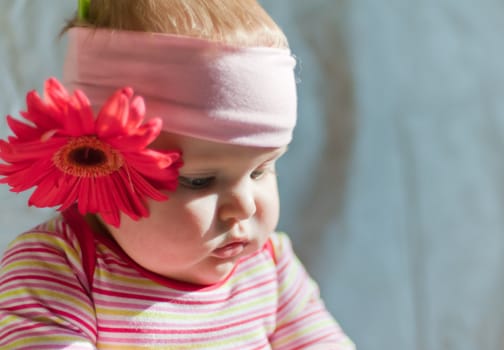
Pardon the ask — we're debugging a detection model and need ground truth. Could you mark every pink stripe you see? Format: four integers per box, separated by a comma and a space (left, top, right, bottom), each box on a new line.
2, 296, 95, 328
274, 308, 327, 334
2, 239, 85, 269
0, 321, 94, 345
5, 345, 92, 350
0, 274, 89, 299
0, 323, 51, 345
249, 343, 271, 350
94, 271, 275, 302
0, 318, 46, 341
99, 322, 270, 346
94, 286, 276, 318
2, 253, 80, 271
284, 329, 347, 350
97, 301, 275, 331
276, 272, 305, 315
1, 247, 64, 264
92, 274, 276, 306
6, 304, 96, 337
98, 310, 274, 335
275, 257, 290, 278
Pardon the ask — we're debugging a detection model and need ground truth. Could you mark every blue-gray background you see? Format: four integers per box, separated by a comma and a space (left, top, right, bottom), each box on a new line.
2, 1, 504, 349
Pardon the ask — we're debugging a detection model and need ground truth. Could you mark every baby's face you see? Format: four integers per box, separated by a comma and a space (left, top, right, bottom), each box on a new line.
106, 133, 287, 285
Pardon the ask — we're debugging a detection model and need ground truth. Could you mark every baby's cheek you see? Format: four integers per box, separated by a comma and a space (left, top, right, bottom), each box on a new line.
258, 194, 280, 232
184, 198, 219, 231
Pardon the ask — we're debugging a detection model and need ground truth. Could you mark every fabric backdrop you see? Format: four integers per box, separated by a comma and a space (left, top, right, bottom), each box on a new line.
1, 1, 503, 349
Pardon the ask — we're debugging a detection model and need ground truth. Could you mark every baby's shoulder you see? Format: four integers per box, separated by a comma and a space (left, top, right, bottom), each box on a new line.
266, 231, 296, 264
3, 214, 83, 261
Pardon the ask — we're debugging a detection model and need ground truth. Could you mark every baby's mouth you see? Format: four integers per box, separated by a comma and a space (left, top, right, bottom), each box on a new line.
211, 239, 249, 259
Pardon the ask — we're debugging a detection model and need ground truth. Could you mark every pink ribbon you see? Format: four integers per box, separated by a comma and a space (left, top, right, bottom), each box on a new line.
63, 28, 297, 147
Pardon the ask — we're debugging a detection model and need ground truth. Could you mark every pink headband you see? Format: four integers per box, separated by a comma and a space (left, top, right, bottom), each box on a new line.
63, 28, 297, 147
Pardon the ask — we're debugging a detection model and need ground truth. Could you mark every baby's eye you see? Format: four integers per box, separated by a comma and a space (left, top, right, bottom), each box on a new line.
179, 176, 215, 189
250, 169, 268, 180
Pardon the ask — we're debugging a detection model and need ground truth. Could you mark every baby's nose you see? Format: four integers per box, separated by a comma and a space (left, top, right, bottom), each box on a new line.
218, 182, 257, 222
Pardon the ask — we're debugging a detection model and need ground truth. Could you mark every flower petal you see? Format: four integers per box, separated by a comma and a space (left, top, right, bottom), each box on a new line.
63, 91, 95, 136
0, 159, 57, 192
77, 177, 90, 214
125, 96, 146, 132
58, 175, 82, 211
124, 165, 169, 201
0, 138, 66, 163
94, 176, 121, 227
124, 150, 182, 184
96, 87, 133, 139
24, 91, 63, 130
6, 115, 42, 141
44, 78, 70, 116
74, 90, 96, 134
107, 119, 162, 151
113, 170, 149, 218
28, 169, 75, 208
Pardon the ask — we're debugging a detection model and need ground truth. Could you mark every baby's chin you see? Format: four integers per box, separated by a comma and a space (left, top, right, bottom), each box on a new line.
202, 244, 265, 284
157, 242, 263, 286
198, 258, 243, 285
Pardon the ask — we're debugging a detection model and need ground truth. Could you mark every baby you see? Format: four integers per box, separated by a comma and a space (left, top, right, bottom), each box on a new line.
0, 0, 355, 349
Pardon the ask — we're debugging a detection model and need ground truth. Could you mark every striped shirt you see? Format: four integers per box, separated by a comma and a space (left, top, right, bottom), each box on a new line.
0, 208, 354, 349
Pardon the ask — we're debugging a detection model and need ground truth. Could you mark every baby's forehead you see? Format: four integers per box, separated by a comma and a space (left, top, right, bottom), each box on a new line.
151, 132, 286, 163
149, 132, 182, 150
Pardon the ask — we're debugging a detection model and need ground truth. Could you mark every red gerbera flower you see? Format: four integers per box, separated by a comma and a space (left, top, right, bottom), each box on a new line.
0, 77, 182, 227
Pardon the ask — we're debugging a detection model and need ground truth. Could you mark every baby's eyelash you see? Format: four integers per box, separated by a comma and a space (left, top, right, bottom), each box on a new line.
178, 176, 215, 189
179, 163, 276, 189
251, 166, 276, 180
250, 169, 265, 180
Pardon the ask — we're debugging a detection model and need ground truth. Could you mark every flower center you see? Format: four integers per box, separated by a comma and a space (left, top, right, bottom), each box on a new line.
53, 136, 124, 177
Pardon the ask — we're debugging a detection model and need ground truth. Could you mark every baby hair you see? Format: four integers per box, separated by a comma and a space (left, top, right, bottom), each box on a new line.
65, 0, 289, 49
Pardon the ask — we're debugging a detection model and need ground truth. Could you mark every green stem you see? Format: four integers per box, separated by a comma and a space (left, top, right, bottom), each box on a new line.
77, 0, 91, 21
